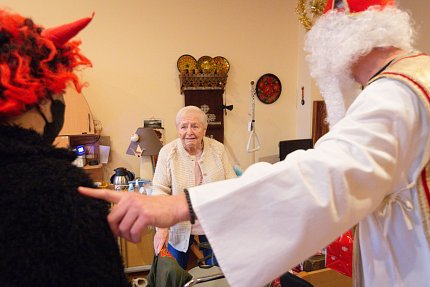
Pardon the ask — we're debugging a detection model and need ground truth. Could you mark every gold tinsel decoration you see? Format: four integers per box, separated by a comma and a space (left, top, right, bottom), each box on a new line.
296, 0, 328, 31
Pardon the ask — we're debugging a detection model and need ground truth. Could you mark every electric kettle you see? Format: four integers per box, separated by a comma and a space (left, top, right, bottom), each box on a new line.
110, 167, 135, 185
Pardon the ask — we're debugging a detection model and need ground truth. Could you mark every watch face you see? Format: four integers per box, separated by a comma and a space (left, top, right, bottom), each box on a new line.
256, 73, 282, 104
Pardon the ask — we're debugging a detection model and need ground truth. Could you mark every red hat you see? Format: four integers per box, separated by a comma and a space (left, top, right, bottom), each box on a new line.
323, 0, 395, 14
41, 12, 95, 47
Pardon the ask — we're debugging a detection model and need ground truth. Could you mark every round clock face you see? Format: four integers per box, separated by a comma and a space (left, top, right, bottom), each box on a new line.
256, 73, 282, 104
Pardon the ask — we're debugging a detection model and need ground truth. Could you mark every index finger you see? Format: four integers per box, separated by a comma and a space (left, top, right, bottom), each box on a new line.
78, 186, 123, 204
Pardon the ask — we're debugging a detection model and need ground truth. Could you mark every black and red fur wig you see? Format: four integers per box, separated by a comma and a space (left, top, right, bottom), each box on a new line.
0, 9, 92, 118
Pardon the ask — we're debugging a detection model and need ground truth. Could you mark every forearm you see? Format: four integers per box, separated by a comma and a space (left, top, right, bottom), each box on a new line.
131, 192, 191, 228
170, 192, 191, 224
78, 186, 192, 243
152, 192, 194, 228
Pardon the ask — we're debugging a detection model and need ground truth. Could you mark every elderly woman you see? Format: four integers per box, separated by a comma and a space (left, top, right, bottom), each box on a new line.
152, 105, 236, 269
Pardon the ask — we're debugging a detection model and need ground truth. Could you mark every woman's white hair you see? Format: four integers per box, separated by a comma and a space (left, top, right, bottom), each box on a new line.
175, 105, 208, 129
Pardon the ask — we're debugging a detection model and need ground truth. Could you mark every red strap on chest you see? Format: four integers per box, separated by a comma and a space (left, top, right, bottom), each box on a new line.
421, 168, 430, 210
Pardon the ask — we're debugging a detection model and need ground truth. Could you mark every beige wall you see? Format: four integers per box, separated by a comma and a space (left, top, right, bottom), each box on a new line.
3, 0, 301, 178
398, 0, 430, 53
3, 1, 430, 180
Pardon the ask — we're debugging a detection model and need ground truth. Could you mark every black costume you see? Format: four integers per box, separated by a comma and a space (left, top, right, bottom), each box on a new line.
0, 125, 130, 287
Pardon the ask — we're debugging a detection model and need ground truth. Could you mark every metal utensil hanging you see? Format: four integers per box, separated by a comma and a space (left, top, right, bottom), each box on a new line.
246, 81, 261, 153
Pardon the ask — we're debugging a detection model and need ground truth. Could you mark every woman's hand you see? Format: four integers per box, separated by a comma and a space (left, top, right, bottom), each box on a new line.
78, 187, 190, 243
153, 228, 169, 255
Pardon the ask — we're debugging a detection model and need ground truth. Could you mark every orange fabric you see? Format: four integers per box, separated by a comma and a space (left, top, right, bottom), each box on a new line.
159, 245, 174, 259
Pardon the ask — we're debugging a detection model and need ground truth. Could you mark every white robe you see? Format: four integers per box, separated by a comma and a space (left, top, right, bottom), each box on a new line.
188, 78, 430, 287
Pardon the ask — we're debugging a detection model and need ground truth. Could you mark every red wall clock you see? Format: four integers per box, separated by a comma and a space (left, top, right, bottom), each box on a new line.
256, 73, 282, 104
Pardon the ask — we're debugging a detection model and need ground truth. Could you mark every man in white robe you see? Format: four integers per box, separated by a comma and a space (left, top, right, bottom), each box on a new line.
79, 0, 430, 286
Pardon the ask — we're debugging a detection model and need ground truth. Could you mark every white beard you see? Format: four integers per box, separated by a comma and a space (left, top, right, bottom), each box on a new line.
312, 71, 360, 128
304, 7, 414, 127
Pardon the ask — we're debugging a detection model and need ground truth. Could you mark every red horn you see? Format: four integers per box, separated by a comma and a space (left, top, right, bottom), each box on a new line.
41, 12, 94, 47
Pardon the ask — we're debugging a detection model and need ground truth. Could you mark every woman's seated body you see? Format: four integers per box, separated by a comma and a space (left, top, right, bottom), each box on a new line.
152, 106, 237, 269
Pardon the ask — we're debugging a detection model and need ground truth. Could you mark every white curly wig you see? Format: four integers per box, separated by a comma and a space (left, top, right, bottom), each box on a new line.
304, 6, 415, 127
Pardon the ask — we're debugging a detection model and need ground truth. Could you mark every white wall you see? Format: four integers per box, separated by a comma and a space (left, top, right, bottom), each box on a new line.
2, 0, 430, 180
